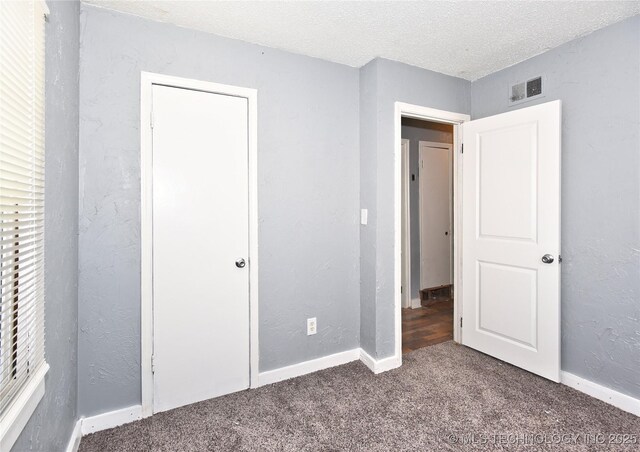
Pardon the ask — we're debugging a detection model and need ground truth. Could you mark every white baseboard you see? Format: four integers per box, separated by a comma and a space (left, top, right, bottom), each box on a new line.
80, 405, 142, 435
65, 419, 82, 452
258, 348, 361, 386
258, 347, 403, 387
561, 372, 640, 417
359, 348, 402, 374
78, 347, 384, 437
410, 298, 422, 309
359, 348, 377, 372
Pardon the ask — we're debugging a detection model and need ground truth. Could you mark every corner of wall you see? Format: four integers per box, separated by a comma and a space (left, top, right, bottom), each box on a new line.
358, 59, 380, 358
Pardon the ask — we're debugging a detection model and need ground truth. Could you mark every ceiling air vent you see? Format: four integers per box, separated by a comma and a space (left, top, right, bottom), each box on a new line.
509, 76, 544, 106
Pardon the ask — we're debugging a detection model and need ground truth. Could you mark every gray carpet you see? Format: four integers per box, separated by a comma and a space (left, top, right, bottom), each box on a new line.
78, 342, 639, 451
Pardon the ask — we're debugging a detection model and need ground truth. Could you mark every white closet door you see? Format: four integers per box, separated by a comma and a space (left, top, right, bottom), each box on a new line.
419, 143, 452, 290
461, 100, 561, 382
152, 85, 250, 413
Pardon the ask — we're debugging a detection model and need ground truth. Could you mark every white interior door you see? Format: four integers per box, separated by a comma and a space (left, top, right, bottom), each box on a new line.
419, 142, 452, 290
152, 84, 250, 413
461, 100, 561, 382
401, 139, 411, 308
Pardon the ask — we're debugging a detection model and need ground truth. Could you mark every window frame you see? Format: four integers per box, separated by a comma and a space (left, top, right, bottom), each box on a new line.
0, 1, 50, 450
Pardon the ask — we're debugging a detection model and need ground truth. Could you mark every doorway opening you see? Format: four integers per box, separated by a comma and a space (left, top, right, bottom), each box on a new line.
393, 103, 468, 365
401, 118, 455, 354
394, 101, 561, 381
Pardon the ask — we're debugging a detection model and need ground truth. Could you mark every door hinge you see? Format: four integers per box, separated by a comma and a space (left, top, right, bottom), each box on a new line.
558, 255, 562, 263
461, 143, 464, 154
151, 354, 155, 374
150, 110, 154, 129
460, 317, 463, 328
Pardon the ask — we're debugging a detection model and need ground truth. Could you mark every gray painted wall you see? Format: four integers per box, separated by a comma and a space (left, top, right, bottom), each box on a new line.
11, 1, 80, 450
360, 59, 470, 358
471, 16, 640, 398
78, 5, 360, 416
359, 61, 378, 355
401, 119, 452, 299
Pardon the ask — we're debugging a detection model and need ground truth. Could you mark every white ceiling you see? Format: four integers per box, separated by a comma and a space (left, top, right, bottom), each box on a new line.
83, 1, 640, 80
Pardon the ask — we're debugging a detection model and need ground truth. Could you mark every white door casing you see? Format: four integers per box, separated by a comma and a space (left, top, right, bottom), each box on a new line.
141, 72, 258, 416
394, 104, 470, 365
461, 100, 561, 382
419, 141, 453, 290
401, 139, 411, 308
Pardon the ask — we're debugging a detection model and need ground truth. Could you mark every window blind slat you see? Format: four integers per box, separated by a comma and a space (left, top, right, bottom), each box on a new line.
0, 301, 44, 333
0, 159, 44, 177
0, 227, 42, 242
0, 213, 45, 222
0, 187, 44, 199
0, 312, 44, 347
0, 232, 43, 249
1, 278, 46, 304
0, 262, 40, 290
0, 179, 44, 193
0, 231, 43, 247
0, 213, 44, 222
0, 131, 46, 165
0, 220, 43, 231
0, 200, 44, 209
0, 70, 33, 105
0, 245, 44, 266
0, 172, 45, 187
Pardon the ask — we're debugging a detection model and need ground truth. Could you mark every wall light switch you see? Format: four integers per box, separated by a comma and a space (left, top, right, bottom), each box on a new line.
360, 209, 368, 225
307, 317, 317, 335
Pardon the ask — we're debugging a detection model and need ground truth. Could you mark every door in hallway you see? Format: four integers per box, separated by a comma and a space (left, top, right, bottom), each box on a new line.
419, 142, 452, 291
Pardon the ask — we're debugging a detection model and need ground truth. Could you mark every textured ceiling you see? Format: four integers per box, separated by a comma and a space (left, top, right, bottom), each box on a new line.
83, 1, 640, 80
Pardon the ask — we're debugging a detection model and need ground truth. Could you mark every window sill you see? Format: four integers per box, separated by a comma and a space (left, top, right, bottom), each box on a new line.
0, 362, 49, 452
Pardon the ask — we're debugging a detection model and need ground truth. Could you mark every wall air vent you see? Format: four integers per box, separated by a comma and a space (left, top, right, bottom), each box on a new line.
527, 76, 542, 97
509, 76, 544, 106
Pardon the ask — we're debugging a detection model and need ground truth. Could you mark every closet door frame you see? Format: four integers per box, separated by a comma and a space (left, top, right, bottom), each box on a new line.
140, 72, 259, 418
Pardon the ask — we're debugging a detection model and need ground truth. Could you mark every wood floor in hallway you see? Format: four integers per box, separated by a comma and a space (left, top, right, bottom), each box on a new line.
401, 299, 453, 354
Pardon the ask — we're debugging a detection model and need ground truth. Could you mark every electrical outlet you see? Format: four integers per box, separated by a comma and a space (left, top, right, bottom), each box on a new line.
307, 317, 317, 335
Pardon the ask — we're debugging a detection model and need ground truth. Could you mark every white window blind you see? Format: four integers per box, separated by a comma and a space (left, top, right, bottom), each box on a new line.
0, 0, 48, 417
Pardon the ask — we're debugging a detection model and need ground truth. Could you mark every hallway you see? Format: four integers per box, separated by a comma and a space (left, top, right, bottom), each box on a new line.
401, 298, 453, 354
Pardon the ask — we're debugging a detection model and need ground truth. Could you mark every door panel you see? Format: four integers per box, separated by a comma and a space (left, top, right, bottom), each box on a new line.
462, 100, 561, 382
152, 85, 250, 413
478, 123, 537, 241
478, 261, 537, 348
419, 144, 452, 290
